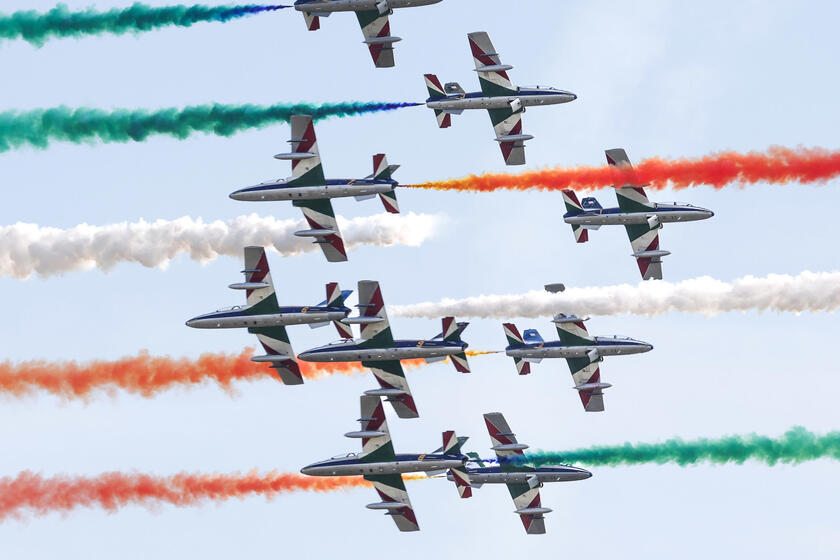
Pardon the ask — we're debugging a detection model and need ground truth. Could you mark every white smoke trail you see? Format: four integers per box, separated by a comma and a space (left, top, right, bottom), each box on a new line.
392, 271, 840, 318
0, 212, 443, 279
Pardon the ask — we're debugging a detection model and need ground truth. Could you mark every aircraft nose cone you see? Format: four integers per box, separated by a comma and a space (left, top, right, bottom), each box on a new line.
229, 190, 244, 201
300, 465, 313, 476
185, 318, 197, 328
583, 469, 593, 479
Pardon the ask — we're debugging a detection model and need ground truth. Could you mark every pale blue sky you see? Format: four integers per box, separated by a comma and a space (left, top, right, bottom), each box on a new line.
1, 1, 839, 558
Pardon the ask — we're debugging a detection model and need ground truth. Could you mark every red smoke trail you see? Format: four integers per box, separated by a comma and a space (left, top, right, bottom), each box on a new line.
0, 349, 429, 400
0, 471, 370, 522
408, 146, 840, 192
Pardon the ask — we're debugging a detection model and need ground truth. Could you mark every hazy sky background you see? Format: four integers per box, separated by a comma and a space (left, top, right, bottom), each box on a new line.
1, 1, 838, 558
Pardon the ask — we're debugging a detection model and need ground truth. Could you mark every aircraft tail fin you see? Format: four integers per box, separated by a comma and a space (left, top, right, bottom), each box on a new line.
324, 282, 353, 339
302, 12, 320, 31
503, 323, 531, 375
562, 190, 589, 243
424, 73, 447, 99
434, 317, 470, 373
439, 431, 472, 498
372, 154, 401, 213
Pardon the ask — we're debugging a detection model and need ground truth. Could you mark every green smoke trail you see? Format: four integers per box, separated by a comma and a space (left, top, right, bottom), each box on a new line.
0, 101, 420, 152
0, 4, 288, 47
511, 427, 840, 468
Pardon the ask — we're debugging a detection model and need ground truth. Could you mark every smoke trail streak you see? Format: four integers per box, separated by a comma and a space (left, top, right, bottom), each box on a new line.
392, 271, 840, 319
0, 4, 288, 47
0, 349, 430, 400
408, 146, 840, 193
0, 212, 443, 279
513, 427, 840, 468
0, 101, 419, 152
0, 470, 366, 522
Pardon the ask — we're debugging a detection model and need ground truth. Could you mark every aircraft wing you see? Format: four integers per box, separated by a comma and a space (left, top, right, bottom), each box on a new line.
356, 10, 396, 68
484, 413, 547, 534
605, 149, 664, 280
487, 108, 527, 165
248, 326, 304, 385
625, 222, 664, 280
364, 473, 420, 532
565, 357, 606, 412
468, 32, 517, 96
293, 199, 347, 262
363, 360, 419, 419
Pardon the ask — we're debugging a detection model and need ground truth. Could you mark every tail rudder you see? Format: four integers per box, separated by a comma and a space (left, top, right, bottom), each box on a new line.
302, 12, 320, 30
373, 154, 401, 213
441, 431, 472, 498
440, 317, 470, 373
503, 323, 531, 375
562, 190, 589, 244
325, 282, 353, 339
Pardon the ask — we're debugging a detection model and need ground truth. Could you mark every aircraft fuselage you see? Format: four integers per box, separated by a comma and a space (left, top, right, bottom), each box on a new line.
505, 336, 653, 360
563, 203, 714, 226
448, 465, 592, 484
294, 0, 441, 13
426, 88, 577, 111
299, 339, 468, 363
230, 179, 397, 202
301, 453, 465, 477
186, 305, 349, 329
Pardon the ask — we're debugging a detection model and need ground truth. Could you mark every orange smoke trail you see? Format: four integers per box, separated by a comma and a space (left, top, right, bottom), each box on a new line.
0, 471, 371, 522
0, 349, 429, 400
408, 146, 840, 193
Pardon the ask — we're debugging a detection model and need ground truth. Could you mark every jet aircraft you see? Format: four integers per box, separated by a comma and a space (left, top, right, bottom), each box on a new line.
503, 316, 653, 411
300, 394, 471, 531
293, 0, 442, 68
563, 148, 714, 280
423, 31, 577, 165
440, 412, 592, 535
298, 280, 470, 418
185, 246, 353, 385
230, 114, 401, 262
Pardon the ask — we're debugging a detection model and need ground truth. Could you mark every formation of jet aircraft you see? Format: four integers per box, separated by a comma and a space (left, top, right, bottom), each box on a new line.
185, 246, 353, 384
301, 396, 591, 534
230, 114, 401, 262
299, 280, 471, 418
293, 0, 442, 67
563, 148, 715, 280
503, 315, 653, 412
424, 31, 577, 165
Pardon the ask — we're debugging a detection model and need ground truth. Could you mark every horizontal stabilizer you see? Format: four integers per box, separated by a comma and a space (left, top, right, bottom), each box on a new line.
354, 193, 377, 201
307, 321, 330, 329
552, 313, 588, 324
524, 358, 543, 364
294, 228, 336, 238
274, 152, 317, 160
228, 282, 269, 290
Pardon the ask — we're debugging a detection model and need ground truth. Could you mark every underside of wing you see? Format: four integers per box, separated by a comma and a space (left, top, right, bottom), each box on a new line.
364, 473, 419, 532
356, 10, 396, 68
468, 31, 517, 96
248, 326, 303, 385
293, 199, 347, 262
507, 483, 548, 535
487, 107, 526, 166
363, 360, 419, 419
566, 357, 606, 412
625, 223, 664, 280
